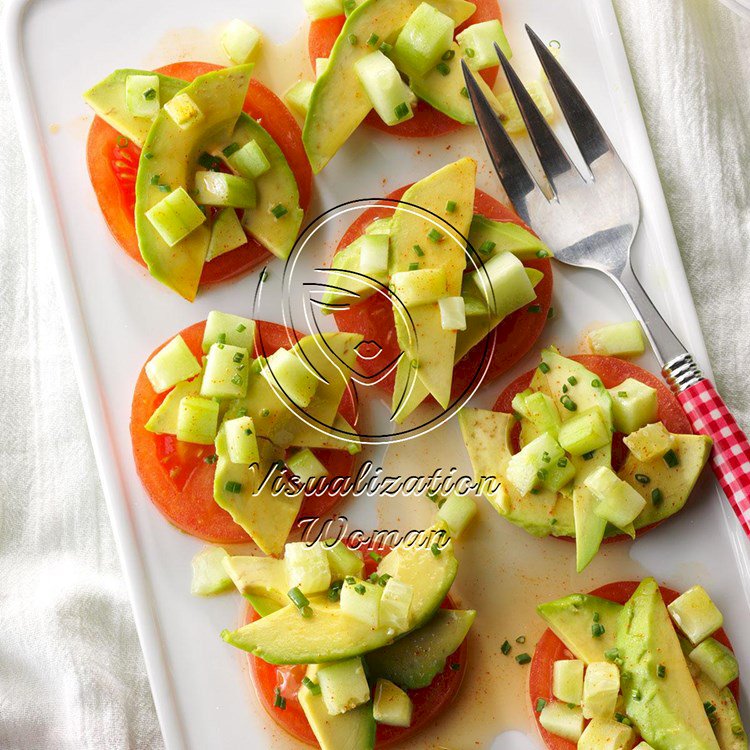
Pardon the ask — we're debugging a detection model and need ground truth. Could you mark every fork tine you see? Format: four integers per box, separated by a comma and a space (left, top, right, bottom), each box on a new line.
526, 25, 614, 170
493, 42, 582, 197
460, 60, 545, 224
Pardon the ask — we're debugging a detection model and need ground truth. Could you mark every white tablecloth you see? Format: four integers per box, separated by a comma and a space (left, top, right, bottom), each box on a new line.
1, 1, 749, 747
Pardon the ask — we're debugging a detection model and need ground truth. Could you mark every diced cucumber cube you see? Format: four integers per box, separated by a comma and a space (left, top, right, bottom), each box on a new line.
456, 20, 512, 70
393, 2, 455, 76
176, 396, 220, 445
379, 578, 414, 632
227, 139, 271, 179
223, 555, 288, 601
525, 391, 562, 440
390, 267, 447, 308
358, 234, 390, 276
284, 542, 332, 595
354, 51, 416, 126
558, 406, 611, 456
373, 679, 412, 727
439, 296, 467, 331
468, 250, 537, 318
608, 378, 658, 435
469, 214, 551, 260
202, 311, 256, 353
190, 546, 232, 596
497, 81, 554, 135
206, 207, 247, 261
689, 638, 739, 688
585, 465, 646, 529
542, 455, 576, 493
436, 492, 476, 537
553, 659, 584, 705
668, 585, 724, 645
303, 0, 344, 20
365, 217, 392, 236
287, 448, 329, 485
511, 388, 533, 419
285, 80, 315, 117
538, 701, 584, 743
224, 416, 260, 465
194, 171, 257, 209
125, 74, 160, 119
582, 661, 619, 719
317, 658, 371, 716
341, 578, 383, 628
145, 186, 207, 247
578, 718, 634, 750
588, 321, 645, 358
316, 57, 330, 78
164, 91, 203, 129
261, 348, 318, 407
201, 343, 250, 400
221, 19, 262, 65
324, 540, 364, 579
506, 431, 567, 495
145, 334, 202, 393
623, 421, 675, 461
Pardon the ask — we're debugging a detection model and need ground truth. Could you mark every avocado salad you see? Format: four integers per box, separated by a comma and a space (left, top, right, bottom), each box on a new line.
323, 157, 552, 423
298, 0, 558, 171
460, 348, 712, 572
134, 311, 361, 555
534, 579, 746, 750
84, 61, 304, 301
192, 509, 475, 749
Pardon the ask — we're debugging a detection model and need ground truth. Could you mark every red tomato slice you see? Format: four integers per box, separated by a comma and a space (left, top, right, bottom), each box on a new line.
248, 544, 468, 747
308, 0, 502, 139
86, 61, 311, 289
529, 581, 740, 750
130, 320, 356, 544
332, 185, 553, 400
493, 354, 692, 543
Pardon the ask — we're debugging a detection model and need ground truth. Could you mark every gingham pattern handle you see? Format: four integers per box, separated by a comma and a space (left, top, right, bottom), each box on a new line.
678, 379, 750, 536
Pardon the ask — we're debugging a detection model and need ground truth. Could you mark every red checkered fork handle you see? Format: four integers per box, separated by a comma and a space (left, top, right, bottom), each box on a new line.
676, 378, 750, 536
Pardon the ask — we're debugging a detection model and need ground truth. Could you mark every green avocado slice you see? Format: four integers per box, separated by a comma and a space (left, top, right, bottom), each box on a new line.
303, 0, 477, 172
134, 65, 253, 301
221, 535, 458, 664
692, 671, 748, 750
365, 609, 475, 689
617, 578, 720, 750
83, 68, 188, 147
298, 687, 376, 750
537, 593, 622, 664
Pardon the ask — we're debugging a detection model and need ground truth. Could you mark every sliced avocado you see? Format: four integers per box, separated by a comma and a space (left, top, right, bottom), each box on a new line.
457, 408, 575, 536
290, 413, 361, 453
537, 593, 622, 664
406, 42, 504, 124
221, 534, 458, 663
620, 433, 712, 529
303, 0, 477, 172
135, 65, 253, 301
234, 115, 303, 259
213, 431, 301, 556
365, 609, 475, 689
616, 578, 720, 750
83, 68, 187, 146
468, 214, 552, 261
245, 595, 283, 618
390, 158, 475, 409
694, 673, 748, 750
540, 349, 614, 572
298, 685, 376, 750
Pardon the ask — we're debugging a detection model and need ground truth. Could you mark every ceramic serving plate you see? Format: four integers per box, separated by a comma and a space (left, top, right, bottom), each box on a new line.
4, 0, 750, 747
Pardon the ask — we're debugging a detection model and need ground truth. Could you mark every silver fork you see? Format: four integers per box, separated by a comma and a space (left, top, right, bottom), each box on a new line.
461, 28, 750, 538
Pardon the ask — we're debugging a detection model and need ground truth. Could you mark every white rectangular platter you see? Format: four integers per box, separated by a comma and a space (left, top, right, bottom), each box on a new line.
4, 0, 750, 747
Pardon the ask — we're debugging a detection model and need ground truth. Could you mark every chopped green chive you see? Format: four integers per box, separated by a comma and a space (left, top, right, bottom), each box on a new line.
430, 543, 442, 557
230, 374, 242, 386
233, 352, 244, 363
157, 184, 171, 193
604, 648, 620, 662
651, 488, 664, 506
328, 581, 343, 601
464, 47, 476, 58
224, 481, 242, 494
377, 573, 391, 587
236, 323, 247, 333
427, 228, 443, 242
635, 473, 651, 485
302, 676, 321, 695
450, 662, 461, 671
144, 152, 154, 160
354, 583, 366, 595
561, 395, 578, 412
436, 62, 450, 76
663, 449, 679, 468
615, 713, 632, 726
593, 612, 601, 623
501, 640, 511, 655
217, 333, 227, 344
516, 635, 526, 644
582, 451, 595, 461
478, 240, 496, 255
535, 698, 547, 712
261, 408, 270, 417
705, 701, 717, 716
274, 687, 287, 710
547, 306, 555, 319
198, 151, 222, 170
288, 587, 312, 617
413, 244, 425, 257
442, 49, 456, 61
369, 551, 383, 563
568, 376, 578, 385
150, 174, 161, 185
348, 33, 358, 45
657, 664, 666, 678
367, 32, 379, 46
592, 623, 606, 638
204, 454, 218, 464
445, 200, 457, 213
143, 88, 157, 101
536, 469, 547, 481
536, 249, 549, 258
539, 362, 551, 374
618, 391, 628, 398
223, 142, 241, 157
394, 101, 409, 119
271, 203, 288, 219
516, 653, 531, 665
408, 262, 420, 271
591, 378, 601, 388
460, 86, 469, 98
557, 457, 568, 468
528, 305, 541, 314
379, 41, 392, 54
562, 384, 569, 394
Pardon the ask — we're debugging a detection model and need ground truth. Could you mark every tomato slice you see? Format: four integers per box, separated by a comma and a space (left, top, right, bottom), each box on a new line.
130, 320, 356, 544
307, 0, 502, 139
332, 185, 553, 400
86, 61, 312, 289
493, 354, 692, 543
529, 581, 740, 750
248, 544, 468, 747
